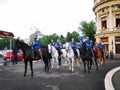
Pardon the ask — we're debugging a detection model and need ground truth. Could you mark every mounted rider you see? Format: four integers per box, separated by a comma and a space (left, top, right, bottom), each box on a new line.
32, 33, 41, 59
55, 39, 62, 65
71, 38, 78, 57
78, 36, 83, 54
85, 37, 93, 56
50, 39, 55, 46
55, 39, 62, 56
97, 40, 104, 56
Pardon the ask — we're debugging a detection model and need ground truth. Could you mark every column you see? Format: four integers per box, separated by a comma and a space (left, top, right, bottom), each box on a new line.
108, 6, 113, 31
109, 36, 115, 53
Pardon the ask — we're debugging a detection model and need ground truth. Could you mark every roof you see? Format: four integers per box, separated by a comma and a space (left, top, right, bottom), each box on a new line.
0, 30, 14, 39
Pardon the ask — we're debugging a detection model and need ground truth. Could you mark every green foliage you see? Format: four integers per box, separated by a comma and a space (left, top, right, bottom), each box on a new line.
79, 20, 96, 42
66, 31, 79, 42
0, 38, 15, 50
1, 20, 96, 49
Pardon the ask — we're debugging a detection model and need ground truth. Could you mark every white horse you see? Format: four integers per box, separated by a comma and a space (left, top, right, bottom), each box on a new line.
65, 42, 74, 72
61, 49, 69, 66
48, 44, 59, 69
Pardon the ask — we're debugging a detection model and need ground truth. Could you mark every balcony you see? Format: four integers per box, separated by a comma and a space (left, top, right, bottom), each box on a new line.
95, 27, 120, 37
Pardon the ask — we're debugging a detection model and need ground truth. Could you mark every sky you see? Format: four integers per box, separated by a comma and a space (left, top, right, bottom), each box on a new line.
0, 0, 95, 39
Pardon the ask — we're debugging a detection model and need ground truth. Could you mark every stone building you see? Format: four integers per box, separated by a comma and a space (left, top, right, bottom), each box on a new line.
93, 0, 120, 58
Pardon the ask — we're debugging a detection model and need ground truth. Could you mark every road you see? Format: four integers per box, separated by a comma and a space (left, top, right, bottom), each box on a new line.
0, 59, 120, 90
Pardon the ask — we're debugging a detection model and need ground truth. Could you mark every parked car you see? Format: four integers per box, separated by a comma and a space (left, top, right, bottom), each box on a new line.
0, 50, 7, 58
3, 51, 23, 61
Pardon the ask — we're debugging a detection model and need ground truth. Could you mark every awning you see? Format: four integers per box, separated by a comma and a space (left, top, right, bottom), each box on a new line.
0, 30, 14, 39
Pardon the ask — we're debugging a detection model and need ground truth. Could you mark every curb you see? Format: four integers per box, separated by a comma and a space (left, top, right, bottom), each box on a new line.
104, 67, 120, 90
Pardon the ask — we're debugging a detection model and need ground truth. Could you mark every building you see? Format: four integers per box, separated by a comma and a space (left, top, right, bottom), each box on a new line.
93, 0, 120, 58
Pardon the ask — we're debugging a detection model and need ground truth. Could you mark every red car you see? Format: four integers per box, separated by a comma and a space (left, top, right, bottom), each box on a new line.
3, 51, 23, 61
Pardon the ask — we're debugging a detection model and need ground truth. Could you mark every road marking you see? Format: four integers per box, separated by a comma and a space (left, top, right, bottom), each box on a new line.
104, 67, 120, 90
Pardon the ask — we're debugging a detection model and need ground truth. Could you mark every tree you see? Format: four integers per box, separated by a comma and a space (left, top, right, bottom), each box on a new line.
66, 32, 72, 42
71, 31, 79, 42
66, 31, 79, 42
79, 21, 96, 42
0, 38, 15, 50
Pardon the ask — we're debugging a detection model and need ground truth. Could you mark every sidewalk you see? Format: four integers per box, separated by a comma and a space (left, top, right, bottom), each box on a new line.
112, 69, 120, 90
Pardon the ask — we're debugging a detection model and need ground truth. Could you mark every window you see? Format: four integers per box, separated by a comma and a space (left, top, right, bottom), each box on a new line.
116, 15, 120, 28
115, 36, 120, 54
101, 17, 107, 30
117, 5, 120, 9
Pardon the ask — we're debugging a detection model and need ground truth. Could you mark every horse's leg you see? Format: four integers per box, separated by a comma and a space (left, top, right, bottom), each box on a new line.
42, 57, 47, 72
68, 58, 71, 71
71, 58, 74, 72
83, 60, 86, 72
29, 60, 33, 77
47, 58, 51, 72
102, 53, 106, 66
89, 58, 93, 70
51, 58, 54, 69
58, 55, 61, 66
94, 56, 98, 71
56, 57, 59, 69
87, 60, 90, 73
24, 60, 28, 77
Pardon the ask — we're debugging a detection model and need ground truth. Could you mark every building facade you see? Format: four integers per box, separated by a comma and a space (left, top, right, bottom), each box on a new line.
93, 0, 120, 58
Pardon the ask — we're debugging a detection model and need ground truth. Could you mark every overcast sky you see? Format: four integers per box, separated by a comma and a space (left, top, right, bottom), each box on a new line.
0, 0, 95, 39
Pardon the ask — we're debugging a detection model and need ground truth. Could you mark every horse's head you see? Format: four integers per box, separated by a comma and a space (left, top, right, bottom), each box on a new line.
82, 42, 86, 49
65, 42, 72, 52
48, 44, 54, 53
48, 44, 57, 55
13, 39, 22, 53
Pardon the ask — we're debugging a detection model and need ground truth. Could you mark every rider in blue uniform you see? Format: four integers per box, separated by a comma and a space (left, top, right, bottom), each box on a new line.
71, 38, 77, 57
97, 40, 104, 56
32, 34, 40, 59
78, 36, 83, 52
50, 39, 55, 46
85, 37, 92, 52
55, 39, 62, 65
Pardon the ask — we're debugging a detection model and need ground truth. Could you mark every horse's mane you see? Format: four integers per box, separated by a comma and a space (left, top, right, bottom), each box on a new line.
15, 39, 31, 49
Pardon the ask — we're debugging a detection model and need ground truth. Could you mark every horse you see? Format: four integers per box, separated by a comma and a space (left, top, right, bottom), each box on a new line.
13, 39, 51, 77
61, 48, 69, 66
48, 44, 59, 69
81, 42, 92, 73
65, 42, 75, 72
93, 43, 105, 67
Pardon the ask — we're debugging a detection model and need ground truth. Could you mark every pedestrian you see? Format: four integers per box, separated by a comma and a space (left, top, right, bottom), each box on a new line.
105, 51, 109, 59
110, 50, 114, 60
13, 51, 17, 65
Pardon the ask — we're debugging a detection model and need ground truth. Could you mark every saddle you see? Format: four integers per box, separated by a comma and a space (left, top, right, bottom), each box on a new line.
33, 49, 43, 60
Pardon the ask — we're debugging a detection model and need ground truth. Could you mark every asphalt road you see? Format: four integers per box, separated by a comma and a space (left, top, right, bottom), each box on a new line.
0, 59, 120, 90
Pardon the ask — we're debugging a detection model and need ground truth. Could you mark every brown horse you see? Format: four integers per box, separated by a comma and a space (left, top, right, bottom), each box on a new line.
93, 43, 105, 66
